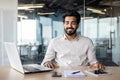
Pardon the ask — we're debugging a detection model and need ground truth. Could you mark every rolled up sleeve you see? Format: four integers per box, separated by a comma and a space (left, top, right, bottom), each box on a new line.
87, 40, 98, 65
41, 39, 56, 65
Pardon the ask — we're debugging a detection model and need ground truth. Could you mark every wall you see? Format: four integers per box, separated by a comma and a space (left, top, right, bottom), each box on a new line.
0, 0, 17, 66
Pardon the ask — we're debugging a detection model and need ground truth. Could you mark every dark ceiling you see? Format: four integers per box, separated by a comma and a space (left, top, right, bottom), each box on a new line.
18, 0, 120, 18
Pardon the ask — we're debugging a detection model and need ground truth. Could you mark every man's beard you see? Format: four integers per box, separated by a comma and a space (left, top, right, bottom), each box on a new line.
64, 27, 77, 36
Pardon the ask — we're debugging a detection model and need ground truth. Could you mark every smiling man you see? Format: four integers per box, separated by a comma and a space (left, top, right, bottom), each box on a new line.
41, 11, 105, 70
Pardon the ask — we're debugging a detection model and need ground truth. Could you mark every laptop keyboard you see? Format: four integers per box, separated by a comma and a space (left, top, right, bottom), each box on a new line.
23, 66, 41, 71
23, 64, 52, 72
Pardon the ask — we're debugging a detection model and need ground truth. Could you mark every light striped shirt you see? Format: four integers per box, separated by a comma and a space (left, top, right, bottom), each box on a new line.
42, 34, 97, 66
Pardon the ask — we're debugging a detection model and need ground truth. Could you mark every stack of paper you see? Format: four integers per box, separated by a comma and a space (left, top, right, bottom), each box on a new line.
63, 70, 86, 78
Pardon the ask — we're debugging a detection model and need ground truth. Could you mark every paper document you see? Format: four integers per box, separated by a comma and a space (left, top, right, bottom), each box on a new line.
63, 70, 86, 77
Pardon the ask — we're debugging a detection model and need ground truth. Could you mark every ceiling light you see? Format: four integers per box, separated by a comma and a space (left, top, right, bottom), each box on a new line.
37, 12, 55, 15
23, 8, 34, 11
104, 9, 107, 11
18, 4, 45, 10
18, 14, 28, 18
82, 16, 93, 19
87, 8, 105, 15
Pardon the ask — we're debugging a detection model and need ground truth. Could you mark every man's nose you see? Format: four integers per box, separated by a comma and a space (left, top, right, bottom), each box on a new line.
68, 23, 72, 27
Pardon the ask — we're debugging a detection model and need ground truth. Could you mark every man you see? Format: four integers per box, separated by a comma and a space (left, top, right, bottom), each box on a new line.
41, 11, 105, 70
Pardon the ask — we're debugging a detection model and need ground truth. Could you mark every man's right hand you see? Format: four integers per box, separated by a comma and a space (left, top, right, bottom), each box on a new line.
43, 61, 58, 69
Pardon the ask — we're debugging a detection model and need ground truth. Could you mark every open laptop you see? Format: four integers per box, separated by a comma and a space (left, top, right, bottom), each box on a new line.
4, 42, 52, 74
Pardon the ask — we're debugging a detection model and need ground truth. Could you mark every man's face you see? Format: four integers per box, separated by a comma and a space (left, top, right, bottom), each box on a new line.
63, 16, 79, 36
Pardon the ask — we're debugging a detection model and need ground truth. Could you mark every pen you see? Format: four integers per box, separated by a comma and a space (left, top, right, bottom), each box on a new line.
72, 71, 80, 74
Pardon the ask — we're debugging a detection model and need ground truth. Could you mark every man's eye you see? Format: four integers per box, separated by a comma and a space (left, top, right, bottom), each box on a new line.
72, 22, 77, 25
65, 22, 69, 25
64, 21, 77, 25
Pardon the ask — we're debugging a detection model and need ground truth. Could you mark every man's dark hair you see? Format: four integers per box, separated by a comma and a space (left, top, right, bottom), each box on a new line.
62, 11, 81, 24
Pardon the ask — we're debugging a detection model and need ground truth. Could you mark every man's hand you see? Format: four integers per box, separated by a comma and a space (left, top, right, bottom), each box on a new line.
43, 61, 58, 69
89, 62, 105, 70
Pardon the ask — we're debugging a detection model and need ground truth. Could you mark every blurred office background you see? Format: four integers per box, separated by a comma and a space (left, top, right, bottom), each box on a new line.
0, 0, 120, 66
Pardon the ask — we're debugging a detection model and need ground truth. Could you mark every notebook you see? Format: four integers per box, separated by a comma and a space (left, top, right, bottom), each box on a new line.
4, 42, 52, 74
63, 70, 86, 77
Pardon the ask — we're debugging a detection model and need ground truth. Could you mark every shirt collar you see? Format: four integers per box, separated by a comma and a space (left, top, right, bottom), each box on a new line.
62, 34, 80, 41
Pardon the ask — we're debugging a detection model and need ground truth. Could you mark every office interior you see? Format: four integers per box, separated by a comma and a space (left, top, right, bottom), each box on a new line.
0, 0, 120, 67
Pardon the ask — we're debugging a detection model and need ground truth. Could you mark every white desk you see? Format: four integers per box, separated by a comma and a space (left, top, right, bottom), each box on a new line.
0, 66, 120, 80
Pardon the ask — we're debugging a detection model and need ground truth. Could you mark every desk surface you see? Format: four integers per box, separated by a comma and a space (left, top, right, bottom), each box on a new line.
0, 66, 120, 80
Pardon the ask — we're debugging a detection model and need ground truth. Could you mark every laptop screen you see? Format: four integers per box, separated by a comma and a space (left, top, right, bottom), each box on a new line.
4, 42, 52, 74
4, 42, 24, 73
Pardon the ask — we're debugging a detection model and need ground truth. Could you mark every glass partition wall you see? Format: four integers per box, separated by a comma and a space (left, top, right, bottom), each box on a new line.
17, 0, 120, 66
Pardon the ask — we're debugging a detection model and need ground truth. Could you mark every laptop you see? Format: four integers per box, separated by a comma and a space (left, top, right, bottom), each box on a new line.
4, 42, 52, 74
